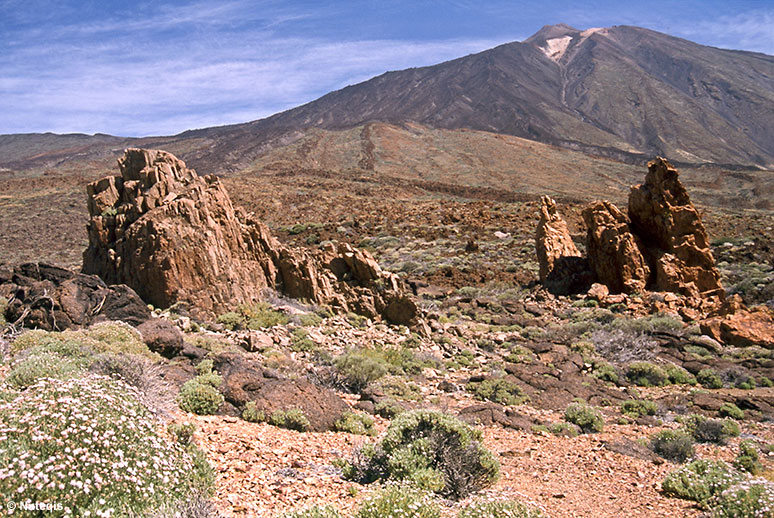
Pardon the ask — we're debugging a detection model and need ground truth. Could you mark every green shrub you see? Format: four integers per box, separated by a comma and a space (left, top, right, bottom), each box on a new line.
719, 403, 745, 420
335, 411, 376, 436
375, 399, 405, 418
697, 368, 723, 389
335, 350, 390, 392
735, 375, 756, 390
217, 311, 245, 330
297, 312, 324, 327
168, 422, 196, 446
504, 345, 534, 364
0, 376, 210, 515
282, 505, 343, 518
549, 422, 580, 437
682, 415, 739, 444
661, 459, 743, 507
269, 408, 311, 431
664, 364, 697, 385
564, 402, 604, 433
178, 379, 224, 415
759, 376, 774, 388
734, 440, 763, 475
0, 297, 7, 327
467, 377, 528, 406
353, 483, 440, 518
592, 361, 619, 384
7, 351, 84, 388
650, 430, 695, 462
242, 401, 266, 423
626, 362, 668, 387
457, 498, 545, 518
342, 410, 499, 499
12, 323, 151, 358
711, 480, 774, 517
621, 399, 658, 419
376, 376, 423, 401
291, 328, 317, 352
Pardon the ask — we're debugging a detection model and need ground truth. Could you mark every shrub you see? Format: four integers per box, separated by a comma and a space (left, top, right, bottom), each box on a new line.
178, 380, 224, 415
0, 376, 210, 515
282, 505, 343, 518
0, 297, 7, 327
564, 402, 604, 433
457, 498, 546, 518
342, 410, 499, 499
291, 328, 317, 352
719, 403, 745, 420
376, 376, 422, 401
217, 303, 289, 330
353, 483, 440, 518
216, 311, 245, 330
242, 401, 266, 423
734, 440, 763, 475
549, 422, 580, 438
661, 459, 743, 507
178, 363, 224, 415
650, 430, 695, 462
664, 364, 697, 385
621, 399, 658, 419
711, 480, 774, 517
626, 362, 668, 387
467, 378, 528, 406
269, 408, 311, 431
697, 368, 723, 389
592, 361, 619, 384
335, 350, 390, 392
335, 411, 376, 436
168, 422, 197, 446
374, 399, 405, 419
682, 415, 739, 444
7, 351, 84, 388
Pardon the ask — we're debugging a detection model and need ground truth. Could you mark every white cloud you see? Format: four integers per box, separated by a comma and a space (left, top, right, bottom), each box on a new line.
674, 11, 774, 55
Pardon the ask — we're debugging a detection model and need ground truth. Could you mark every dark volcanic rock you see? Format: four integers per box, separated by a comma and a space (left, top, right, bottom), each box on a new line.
2, 262, 150, 330
212, 352, 348, 432
137, 319, 185, 358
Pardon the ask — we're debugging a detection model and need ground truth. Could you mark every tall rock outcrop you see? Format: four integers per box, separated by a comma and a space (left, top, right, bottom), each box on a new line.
535, 196, 592, 295
582, 201, 651, 294
83, 149, 419, 324
628, 157, 724, 299
542, 157, 723, 302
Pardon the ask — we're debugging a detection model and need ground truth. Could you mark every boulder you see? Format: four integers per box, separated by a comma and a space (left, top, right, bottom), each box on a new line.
701, 296, 774, 349
629, 157, 724, 299
2, 263, 150, 331
82, 148, 420, 325
137, 319, 185, 358
212, 352, 349, 431
582, 201, 650, 293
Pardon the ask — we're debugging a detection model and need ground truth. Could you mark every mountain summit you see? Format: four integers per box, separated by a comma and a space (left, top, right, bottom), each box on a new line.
199, 23, 772, 168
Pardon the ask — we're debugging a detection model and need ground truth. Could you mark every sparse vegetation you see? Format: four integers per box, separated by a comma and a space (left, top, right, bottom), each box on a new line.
353, 483, 440, 518
564, 401, 604, 433
662, 459, 743, 507
620, 399, 657, 419
270, 408, 311, 431
334, 411, 376, 436
178, 360, 224, 415
697, 368, 724, 389
242, 401, 266, 423
467, 377, 529, 406
650, 430, 695, 462
626, 361, 668, 387
734, 440, 763, 475
457, 498, 546, 518
341, 410, 499, 499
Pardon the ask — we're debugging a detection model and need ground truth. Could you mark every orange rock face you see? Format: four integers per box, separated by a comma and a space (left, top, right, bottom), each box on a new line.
83, 148, 419, 324
582, 200, 651, 294
535, 195, 581, 282
629, 157, 724, 299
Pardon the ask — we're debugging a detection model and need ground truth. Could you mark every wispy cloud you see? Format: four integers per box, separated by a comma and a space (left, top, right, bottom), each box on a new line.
0, 1, 506, 136
674, 10, 774, 55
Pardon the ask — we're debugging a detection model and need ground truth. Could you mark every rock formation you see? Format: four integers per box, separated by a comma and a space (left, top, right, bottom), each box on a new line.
700, 295, 774, 349
629, 157, 724, 299
534, 196, 594, 295
1, 263, 151, 331
541, 157, 724, 302
582, 201, 651, 294
83, 148, 419, 325
535, 195, 581, 280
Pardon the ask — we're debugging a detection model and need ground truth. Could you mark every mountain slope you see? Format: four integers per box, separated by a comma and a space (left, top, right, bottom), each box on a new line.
194, 24, 772, 168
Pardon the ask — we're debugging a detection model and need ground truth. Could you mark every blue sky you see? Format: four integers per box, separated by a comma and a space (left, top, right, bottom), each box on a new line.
1, 0, 772, 137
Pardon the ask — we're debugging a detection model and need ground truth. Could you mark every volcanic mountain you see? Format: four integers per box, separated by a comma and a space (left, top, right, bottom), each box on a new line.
175, 23, 774, 170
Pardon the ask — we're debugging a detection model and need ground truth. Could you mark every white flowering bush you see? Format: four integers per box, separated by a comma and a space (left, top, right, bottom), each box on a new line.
458, 498, 546, 518
711, 479, 774, 517
0, 375, 209, 516
354, 483, 440, 518
661, 459, 744, 508
281, 505, 343, 518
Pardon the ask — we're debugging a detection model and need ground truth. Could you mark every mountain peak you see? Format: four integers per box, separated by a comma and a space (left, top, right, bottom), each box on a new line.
525, 23, 581, 45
